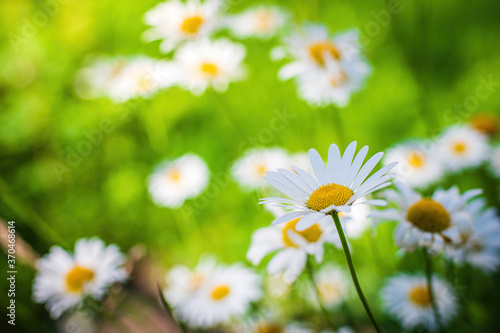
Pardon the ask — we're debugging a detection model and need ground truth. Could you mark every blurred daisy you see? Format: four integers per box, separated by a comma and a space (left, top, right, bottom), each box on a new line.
33, 238, 128, 319
143, 0, 222, 53
436, 125, 489, 172
373, 182, 482, 253
381, 274, 458, 332
163, 255, 216, 306
173, 38, 247, 95
259, 141, 397, 231
232, 147, 289, 191
247, 205, 340, 283
469, 112, 498, 137
385, 141, 443, 189
444, 198, 500, 273
303, 265, 349, 308
488, 145, 500, 177
148, 153, 209, 208
288, 151, 312, 173
226, 6, 287, 40
176, 264, 261, 328
340, 204, 371, 239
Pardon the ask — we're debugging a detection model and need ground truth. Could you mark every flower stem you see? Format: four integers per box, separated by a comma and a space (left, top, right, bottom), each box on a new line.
331, 212, 383, 333
306, 257, 336, 329
422, 248, 443, 332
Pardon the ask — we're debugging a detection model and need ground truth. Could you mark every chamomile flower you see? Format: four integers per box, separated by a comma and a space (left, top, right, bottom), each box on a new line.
226, 6, 288, 40
303, 265, 349, 308
259, 141, 397, 231
247, 205, 340, 283
381, 274, 458, 332
175, 264, 262, 328
488, 145, 500, 177
173, 38, 247, 95
143, 0, 222, 53
373, 182, 482, 253
33, 238, 128, 319
232, 147, 289, 191
436, 125, 489, 172
148, 153, 210, 208
444, 198, 500, 273
163, 255, 216, 306
340, 204, 371, 239
385, 141, 443, 189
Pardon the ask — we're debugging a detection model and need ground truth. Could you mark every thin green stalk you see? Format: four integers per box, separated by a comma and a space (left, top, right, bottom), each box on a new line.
306, 257, 336, 329
331, 212, 383, 333
422, 248, 443, 332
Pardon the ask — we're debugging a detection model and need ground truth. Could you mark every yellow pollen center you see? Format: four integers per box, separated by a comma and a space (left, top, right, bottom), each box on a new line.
65, 266, 95, 293
408, 151, 425, 168
282, 218, 322, 247
256, 11, 272, 32
406, 198, 451, 232
166, 169, 181, 182
210, 285, 230, 301
256, 164, 267, 176
189, 272, 204, 290
255, 322, 284, 333
408, 285, 432, 307
308, 41, 341, 66
138, 76, 153, 92
452, 142, 467, 155
201, 63, 218, 76
307, 183, 353, 212
318, 282, 342, 304
181, 16, 204, 34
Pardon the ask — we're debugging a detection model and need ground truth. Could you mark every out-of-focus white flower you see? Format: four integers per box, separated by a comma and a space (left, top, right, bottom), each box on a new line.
226, 6, 288, 40
385, 141, 443, 189
247, 204, 340, 283
148, 153, 209, 208
436, 125, 489, 172
488, 145, 500, 178
173, 38, 247, 95
303, 265, 349, 308
339, 204, 371, 239
381, 274, 458, 332
33, 238, 128, 319
373, 182, 482, 253
143, 0, 222, 53
232, 147, 289, 191
175, 263, 262, 328
288, 151, 312, 173
444, 198, 500, 273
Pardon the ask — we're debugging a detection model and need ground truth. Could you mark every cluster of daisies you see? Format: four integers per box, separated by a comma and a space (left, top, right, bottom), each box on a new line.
75, 0, 370, 108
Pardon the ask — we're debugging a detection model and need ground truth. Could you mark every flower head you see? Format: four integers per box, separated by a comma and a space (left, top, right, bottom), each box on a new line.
226, 6, 288, 40
260, 141, 396, 231
302, 265, 349, 308
33, 237, 128, 319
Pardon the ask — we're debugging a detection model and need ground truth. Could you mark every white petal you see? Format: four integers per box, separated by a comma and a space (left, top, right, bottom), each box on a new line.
337, 141, 357, 185
296, 212, 325, 231
291, 166, 320, 190
345, 145, 369, 187
308, 148, 328, 185
350, 152, 384, 189
327, 143, 341, 183
271, 211, 307, 225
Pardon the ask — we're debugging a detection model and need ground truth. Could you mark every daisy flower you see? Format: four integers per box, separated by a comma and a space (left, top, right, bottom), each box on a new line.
259, 141, 397, 231
163, 255, 216, 306
175, 263, 261, 328
143, 0, 222, 53
232, 147, 289, 191
303, 265, 349, 308
173, 38, 247, 95
247, 205, 340, 283
444, 198, 500, 273
436, 125, 489, 172
373, 182, 482, 253
381, 274, 458, 332
148, 153, 210, 208
33, 237, 128, 319
488, 145, 500, 177
226, 6, 288, 40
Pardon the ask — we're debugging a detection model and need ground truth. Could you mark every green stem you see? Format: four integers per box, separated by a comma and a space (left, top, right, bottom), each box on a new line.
331, 212, 383, 333
306, 257, 336, 329
422, 248, 443, 332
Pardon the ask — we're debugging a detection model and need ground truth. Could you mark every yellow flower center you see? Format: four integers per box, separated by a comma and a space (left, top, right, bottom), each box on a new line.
256, 10, 272, 32
255, 322, 284, 333
189, 272, 204, 290
282, 218, 322, 247
210, 285, 230, 301
329, 70, 348, 87
408, 151, 425, 168
166, 169, 181, 182
138, 76, 154, 92
408, 285, 432, 307
256, 164, 267, 176
406, 198, 451, 233
180, 15, 204, 34
318, 282, 342, 305
307, 183, 353, 212
308, 41, 341, 66
452, 142, 467, 155
201, 62, 219, 76
65, 266, 95, 293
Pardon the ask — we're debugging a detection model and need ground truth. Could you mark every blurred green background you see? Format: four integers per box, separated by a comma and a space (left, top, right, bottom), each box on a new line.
1, 0, 500, 331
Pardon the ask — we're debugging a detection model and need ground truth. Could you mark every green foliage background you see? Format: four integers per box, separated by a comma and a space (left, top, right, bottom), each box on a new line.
1, 0, 500, 331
